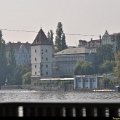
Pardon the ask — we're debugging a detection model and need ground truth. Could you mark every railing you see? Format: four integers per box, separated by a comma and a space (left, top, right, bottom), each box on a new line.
0, 102, 120, 117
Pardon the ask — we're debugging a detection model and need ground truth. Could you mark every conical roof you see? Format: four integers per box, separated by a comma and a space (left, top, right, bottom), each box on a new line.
32, 28, 52, 45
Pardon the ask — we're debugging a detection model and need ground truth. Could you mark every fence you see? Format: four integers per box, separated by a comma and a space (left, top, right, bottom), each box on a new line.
0, 102, 119, 117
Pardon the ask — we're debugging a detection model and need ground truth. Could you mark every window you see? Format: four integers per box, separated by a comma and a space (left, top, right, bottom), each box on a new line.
46, 72, 48, 75
46, 49, 48, 52
35, 65, 36, 68
41, 64, 43, 68
35, 49, 36, 53
35, 58, 36, 61
35, 72, 37, 75
46, 58, 48, 61
41, 49, 43, 54
46, 65, 48, 68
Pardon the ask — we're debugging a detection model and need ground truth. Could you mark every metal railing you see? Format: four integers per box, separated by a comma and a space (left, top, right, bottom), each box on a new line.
0, 102, 120, 117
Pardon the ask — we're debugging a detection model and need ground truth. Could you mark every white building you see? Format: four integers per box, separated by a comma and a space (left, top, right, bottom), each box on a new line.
6, 42, 31, 66
31, 29, 96, 83
74, 75, 101, 89
101, 30, 113, 45
54, 47, 96, 77
31, 28, 54, 80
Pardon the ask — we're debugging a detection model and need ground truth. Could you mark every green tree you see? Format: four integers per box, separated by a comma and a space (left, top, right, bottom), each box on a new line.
114, 52, 120, 83
61, 33, 67, 50
96, 44, 114, 65
115, 34, 120, 52
48, 30, 54, 45
74, 61, 95, 75
6, 43, 16, 85
100, 77, 110, 88
99, 60, 114, 74
55, 22, 67, 52
22, 72, 31, 85
0, 30, 7, 85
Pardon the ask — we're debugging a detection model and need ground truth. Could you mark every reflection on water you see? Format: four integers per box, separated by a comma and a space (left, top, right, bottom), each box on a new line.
0, 89, 120, 103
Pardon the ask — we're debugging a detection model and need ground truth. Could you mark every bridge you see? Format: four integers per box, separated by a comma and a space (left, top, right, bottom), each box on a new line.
0, 102, 120, 117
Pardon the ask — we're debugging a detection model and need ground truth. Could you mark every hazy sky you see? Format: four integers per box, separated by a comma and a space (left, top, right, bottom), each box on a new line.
0, 0, 120, 46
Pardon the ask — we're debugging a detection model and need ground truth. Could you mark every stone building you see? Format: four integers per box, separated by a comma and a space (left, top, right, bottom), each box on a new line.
6, 42, 31, 66
31, 28, 96, 81
101, 30, 113, 45
31, 28, 54, 81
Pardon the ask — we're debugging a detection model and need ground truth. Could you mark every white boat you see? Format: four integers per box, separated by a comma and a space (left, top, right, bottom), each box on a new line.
92, 89, 115, 92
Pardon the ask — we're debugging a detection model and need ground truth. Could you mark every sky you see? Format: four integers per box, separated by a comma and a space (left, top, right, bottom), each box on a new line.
0, 0, 120, 46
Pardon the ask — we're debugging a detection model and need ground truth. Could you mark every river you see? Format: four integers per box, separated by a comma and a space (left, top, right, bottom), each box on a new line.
0, 89, 120, 103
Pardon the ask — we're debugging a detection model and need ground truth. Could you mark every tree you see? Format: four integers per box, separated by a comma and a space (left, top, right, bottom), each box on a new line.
0, 30, 7, 85
13, 65, 31, 85
96, 44, 114, 65
48, 30, 54, 45
115, 34, 120, 52
114, 52, 120, 83
6, 43, 17, 85
99, 60, 114, 74
100, 77, 110, 88
74, 61, 95, 75
55, 22, 67, 52
61, 33, 67, 50
22, 72, 31, 85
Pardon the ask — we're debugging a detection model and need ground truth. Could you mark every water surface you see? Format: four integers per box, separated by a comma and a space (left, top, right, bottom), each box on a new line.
0, 89, 120, 103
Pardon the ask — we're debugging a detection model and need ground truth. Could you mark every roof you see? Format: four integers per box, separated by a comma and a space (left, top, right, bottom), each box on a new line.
32, 28, 52, 45
6, 42, 31, 51
103, 30, 109, 37
55, 47, 96, 55
88, 39, 101, 43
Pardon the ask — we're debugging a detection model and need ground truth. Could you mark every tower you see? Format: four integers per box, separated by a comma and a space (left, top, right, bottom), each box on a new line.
31, 28, 54, 81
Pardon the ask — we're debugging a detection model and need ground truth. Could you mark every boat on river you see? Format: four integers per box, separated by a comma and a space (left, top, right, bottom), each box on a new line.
92, 89, 116, 92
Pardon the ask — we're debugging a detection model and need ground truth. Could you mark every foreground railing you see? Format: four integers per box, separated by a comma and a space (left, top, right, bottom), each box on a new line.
0, 102, 120, 117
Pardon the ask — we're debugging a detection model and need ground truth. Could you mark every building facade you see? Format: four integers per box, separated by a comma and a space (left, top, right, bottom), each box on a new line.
31, 29, 96, 81
101, 30, 113, 45
74, 75, 101, 89
6, 42, 31, 66
31, 28, 54, 80
54, 47, 96, 77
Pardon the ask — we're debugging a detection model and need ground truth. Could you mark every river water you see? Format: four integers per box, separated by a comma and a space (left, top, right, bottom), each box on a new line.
0, 89, 120, 103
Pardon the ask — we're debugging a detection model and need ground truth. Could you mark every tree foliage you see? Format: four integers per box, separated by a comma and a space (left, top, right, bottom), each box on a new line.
74, 61, 95, 75
61, 33, 67, 50
114, 52, 120, 83
55, 22, 67, 52
100, 77, 110, 88
48, 30, 54, 45
6, 43, 17, 85
96, 44, 114, 64
0, 30, 7, 85
99, 60, 114, 74
115, 34, 120, 52
22, 72, 31, 85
